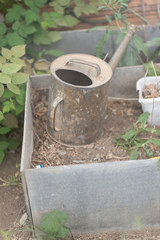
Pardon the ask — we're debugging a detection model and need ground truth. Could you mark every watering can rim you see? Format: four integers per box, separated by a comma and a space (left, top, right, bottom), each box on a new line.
50, 53, 113, 89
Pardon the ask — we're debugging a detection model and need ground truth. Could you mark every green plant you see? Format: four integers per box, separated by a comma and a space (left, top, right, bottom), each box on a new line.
114, 112, 160, 160
0, 45, 28, 164
37, 210, 69, 240
0, 0, 107, 59
0, 230, 9, 240
41, 0, 104, 29
0, 0, 64, 58
92, 0, 149, 66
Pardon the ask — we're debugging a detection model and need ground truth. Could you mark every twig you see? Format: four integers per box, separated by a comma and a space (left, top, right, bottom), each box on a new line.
128, 7, 151, 25
0, 177, 9, 184
0, 177, 21, 187
106, 153, 128, 160
8, 205, 26, 232
69, 228, 75, 240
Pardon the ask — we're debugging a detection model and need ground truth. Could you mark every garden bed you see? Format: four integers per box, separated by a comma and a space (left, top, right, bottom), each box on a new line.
21, 70, 160, 236
31, 89, 144, 168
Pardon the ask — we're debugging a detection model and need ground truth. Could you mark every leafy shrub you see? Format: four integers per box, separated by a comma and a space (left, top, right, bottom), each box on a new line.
0, 0, 106, 59
0, 45, 28, 163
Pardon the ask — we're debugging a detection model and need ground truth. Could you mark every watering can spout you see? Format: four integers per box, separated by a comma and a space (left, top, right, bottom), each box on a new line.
109, 24, 137, 72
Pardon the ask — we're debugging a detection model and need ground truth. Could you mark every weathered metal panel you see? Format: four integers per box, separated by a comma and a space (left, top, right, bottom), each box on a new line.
29, 25, 160, 63
21, 80, 33, 172
25, 159, 160, 233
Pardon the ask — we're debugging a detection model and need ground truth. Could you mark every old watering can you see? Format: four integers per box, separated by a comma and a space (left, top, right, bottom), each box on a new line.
47, 25, 136, 146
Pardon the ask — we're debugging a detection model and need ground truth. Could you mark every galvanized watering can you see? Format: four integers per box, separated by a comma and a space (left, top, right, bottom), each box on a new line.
47, 25, 136, 146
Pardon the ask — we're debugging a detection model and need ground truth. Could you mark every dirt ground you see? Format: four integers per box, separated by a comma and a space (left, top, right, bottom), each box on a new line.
32, 90, 160, 167
0, 151, 32, 240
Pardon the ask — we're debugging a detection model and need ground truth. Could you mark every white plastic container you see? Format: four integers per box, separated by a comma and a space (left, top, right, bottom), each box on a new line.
136, 76, 160, 125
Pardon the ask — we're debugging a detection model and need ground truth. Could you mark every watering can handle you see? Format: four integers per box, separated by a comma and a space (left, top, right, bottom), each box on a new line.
66, 58, 101, 77
49, 96, 63, 131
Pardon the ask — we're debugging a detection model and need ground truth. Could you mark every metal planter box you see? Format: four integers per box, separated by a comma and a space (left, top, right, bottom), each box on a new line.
21, 66, 160, 234
21, 26, 160, 233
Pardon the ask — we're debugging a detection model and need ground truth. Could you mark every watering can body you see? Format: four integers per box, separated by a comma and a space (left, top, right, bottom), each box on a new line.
47, 54, 112, 146
47, 25, 136, 146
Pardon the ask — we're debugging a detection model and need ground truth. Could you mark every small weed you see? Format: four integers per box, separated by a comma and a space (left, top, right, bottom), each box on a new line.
8, 173, 20, 186
37, 210, 69, 240
114, 112, 160, 160
0, 230, 9, 240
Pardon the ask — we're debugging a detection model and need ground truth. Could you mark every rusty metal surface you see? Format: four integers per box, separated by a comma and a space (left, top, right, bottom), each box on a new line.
47, 54, 112, 146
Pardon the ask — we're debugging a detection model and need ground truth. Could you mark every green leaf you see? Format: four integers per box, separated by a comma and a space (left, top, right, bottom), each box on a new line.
3, 100, 15, 114
11, 45, 26, 58
18, 25, 37, 38
145, 127, 160, 135
15, 104, 24, 115
24, 0, 35, 7
149, 138, 160, 146
106, 15, 113, 25
0, 127, 11, 135
0, 141, 9, 151
8, 138, 21, 150
132, 35, 148, 57
144, 147, 154, 158
63, 15, 79, 27
0, 23, 7, 35
146, 38, 160, 47
143, 61, 160, 77
0, 150, 5, 164
2, 64, 22, 74
11, 73, 29, 84
6, 4, 24, 23
44, 49, 65, 57
2, 113, 18, 128
82, 4, 98, 15
0, 73, 11, 84
7, 83, 20, 95
136, 112, 150, 126
0, 111, 4, 121
74, 6, 82, 17
0, 38, 7, 48
24, 9, 41, 24
35, 0, 48, 7
96, 30, 111, 58
38, 210, 69, 238
6, 33, 25, 47
1, 48, 12, 59
10, 58, 26, 66
52, 2, 64, 14
0, 83, 4, 97
121, 129, 137, 141
12, 21, 21, 31
130, 148, 138, 160
16, 87, 26, 105
2, 89, 15, 99
57, 0, 70, 6
33, 30, 61, 45
0, 56, 6, 64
